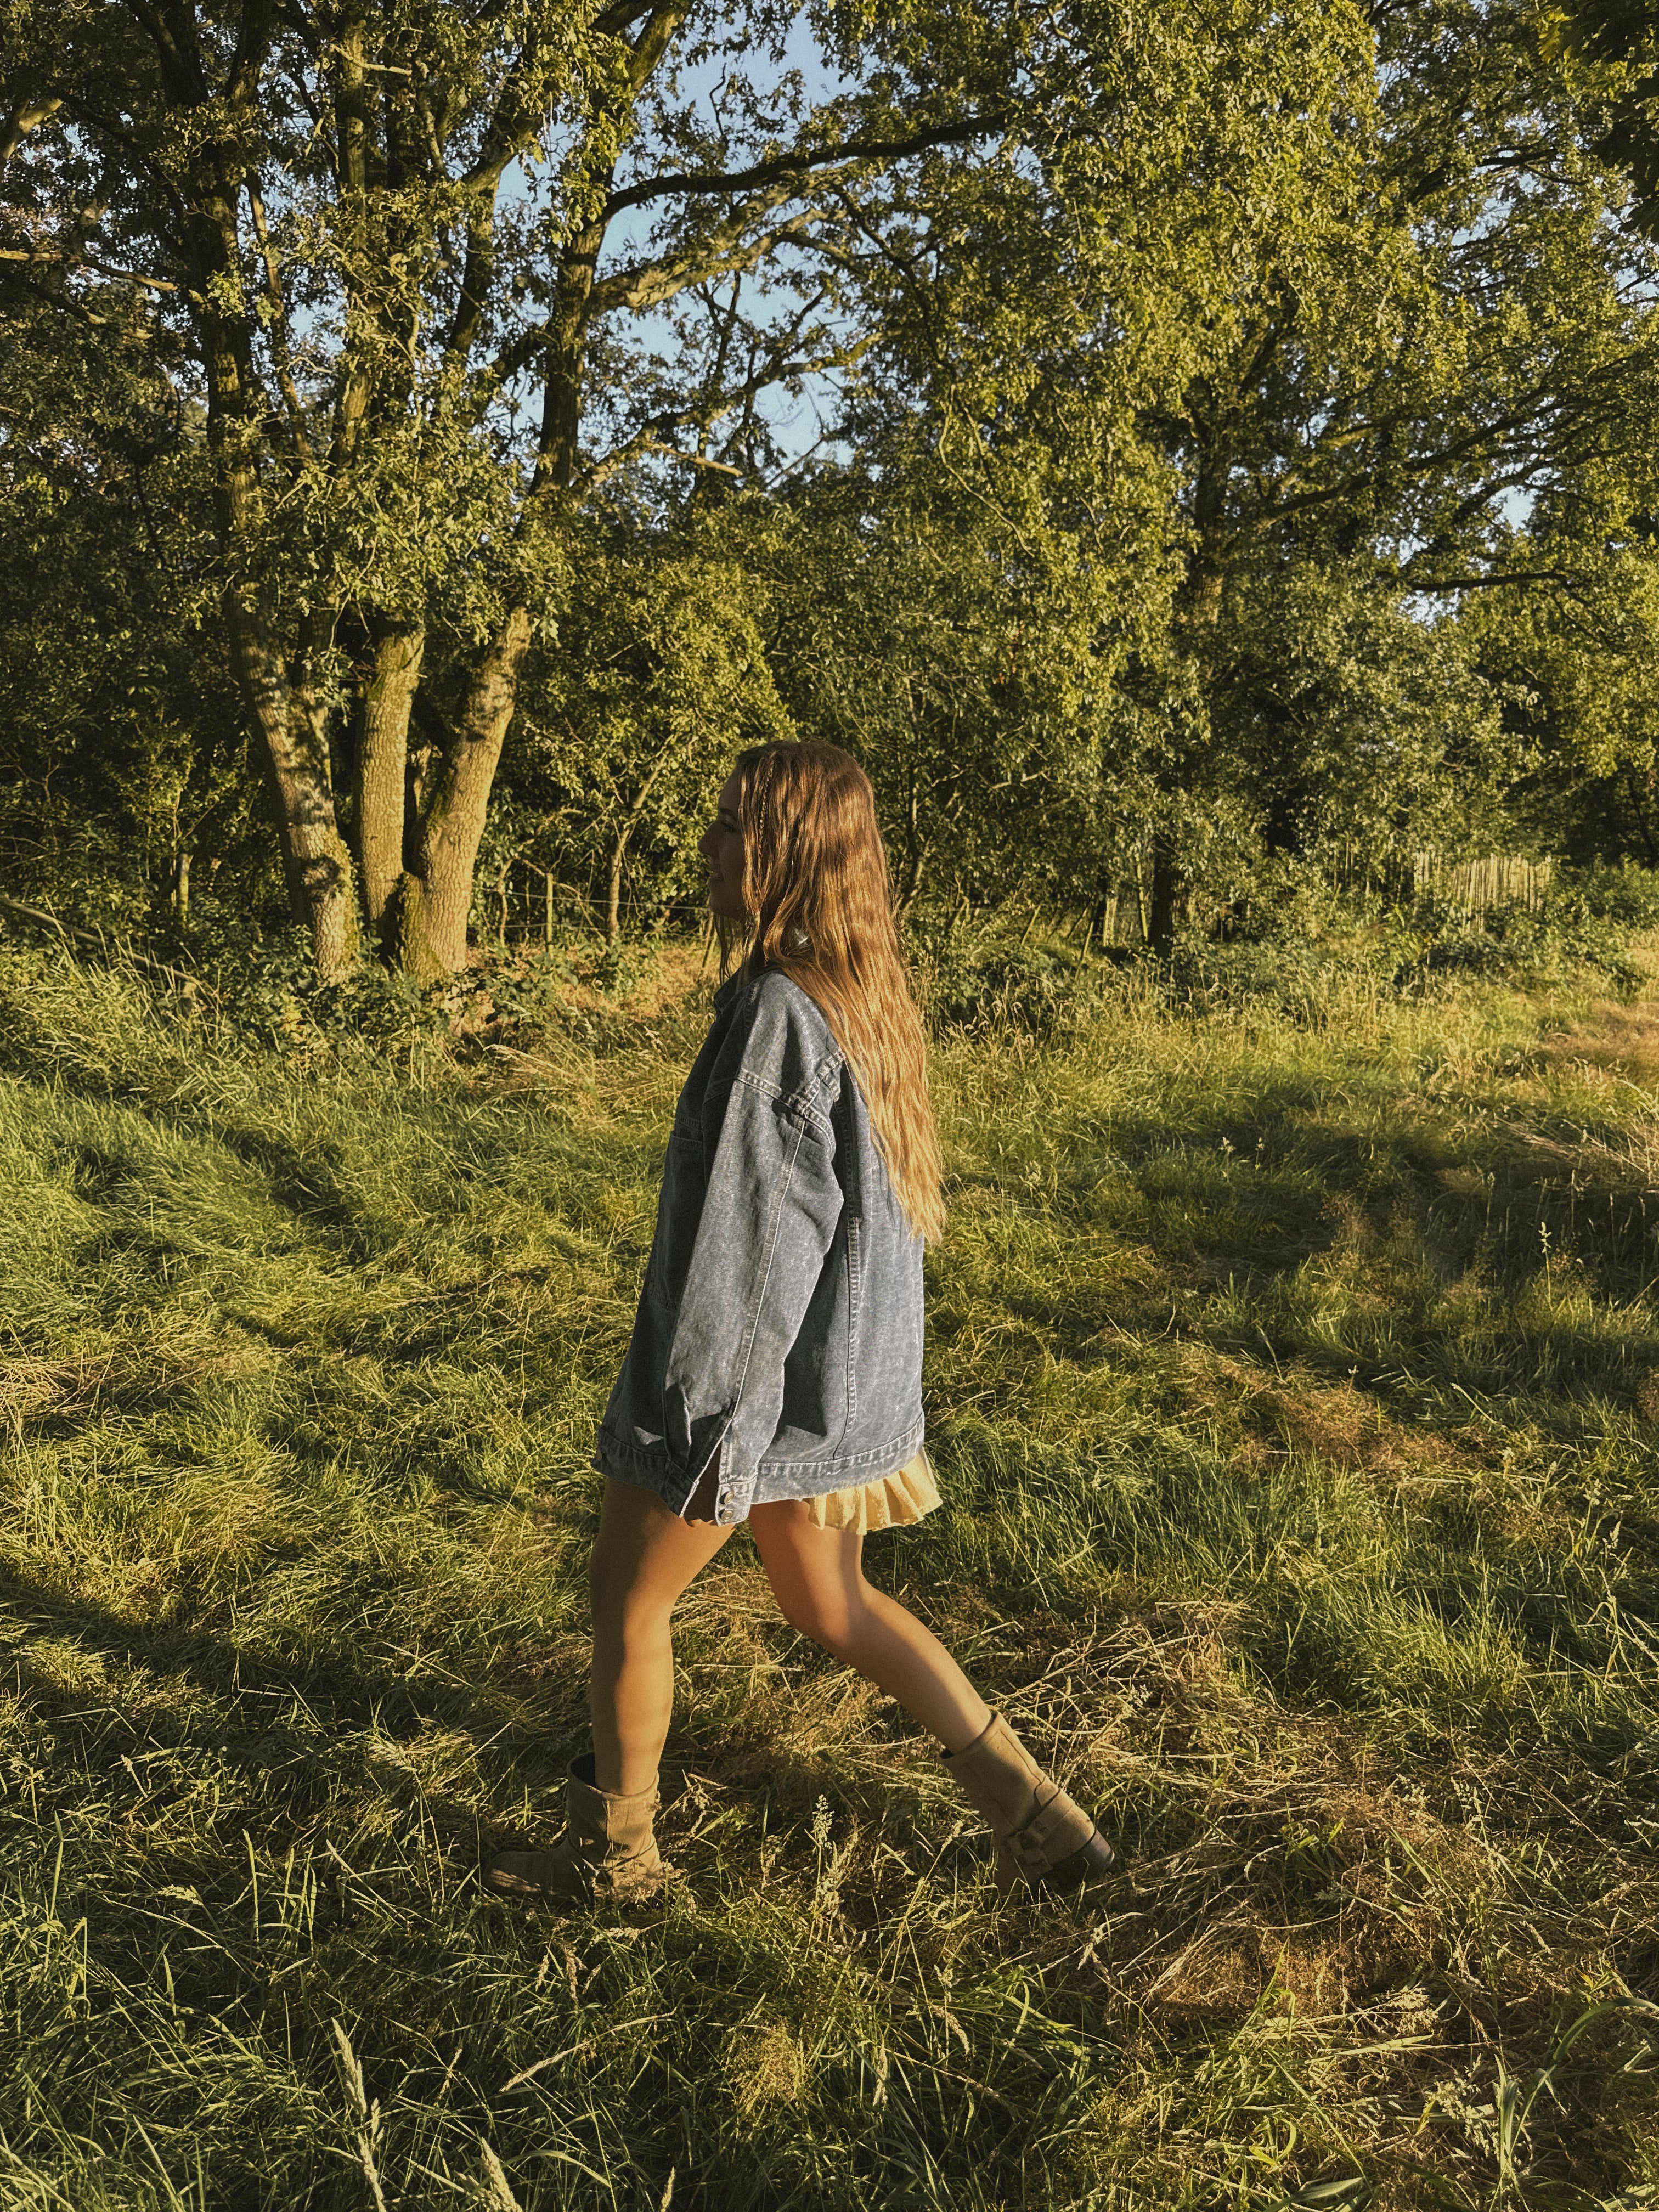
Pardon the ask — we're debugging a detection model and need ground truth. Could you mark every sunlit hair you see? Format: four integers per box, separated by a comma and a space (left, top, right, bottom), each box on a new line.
714, 741, 945, 1244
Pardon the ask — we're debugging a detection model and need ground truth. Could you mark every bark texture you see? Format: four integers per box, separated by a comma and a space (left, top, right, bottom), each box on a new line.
394, 605, 534, 978
228, 597, 359, 979
354, 623, 427, 934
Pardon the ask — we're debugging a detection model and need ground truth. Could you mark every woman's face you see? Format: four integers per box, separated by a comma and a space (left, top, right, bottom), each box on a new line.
699, 770, 748, 921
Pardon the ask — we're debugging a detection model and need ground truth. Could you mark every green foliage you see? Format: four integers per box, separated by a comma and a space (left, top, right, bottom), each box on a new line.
1197, 879, 1654, 1006
1566, 855, 1659, 924
919, 927, 1097, 1039
2, 0, 1025, 970
6, 0, 1659, 969
910, 866, 1659, 1051
1559, 0, 1659, 233
506, 527, 793, 938
1217, 561, 1526, 869
0, 294, 273, 933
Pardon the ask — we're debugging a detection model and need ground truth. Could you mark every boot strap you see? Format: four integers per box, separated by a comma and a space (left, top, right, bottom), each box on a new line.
1003, 1787, 1099, 1877
569, 1776, 660, 1865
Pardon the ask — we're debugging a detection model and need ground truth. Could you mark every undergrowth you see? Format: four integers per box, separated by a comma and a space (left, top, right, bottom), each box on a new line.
0, 936, 1656, 2208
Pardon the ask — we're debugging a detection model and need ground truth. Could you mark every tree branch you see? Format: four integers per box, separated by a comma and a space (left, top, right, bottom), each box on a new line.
0, 245, 182, 293
470, 189, 819, 417
623, 2, 687, 94
0, 99, 62, 166
127, 0, 210, 104
592, 0, 659, 36
637, 441, 744, 474
603, 111, 1008, 219
55, 92, 194, 219
588, 205, 821, 315
1410, 569, 1584, 592
246, 178, 315, 459
578, 325, 877, 490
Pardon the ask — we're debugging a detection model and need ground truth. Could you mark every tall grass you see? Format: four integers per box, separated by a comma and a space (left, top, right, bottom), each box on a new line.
0, 939, 1656, 2208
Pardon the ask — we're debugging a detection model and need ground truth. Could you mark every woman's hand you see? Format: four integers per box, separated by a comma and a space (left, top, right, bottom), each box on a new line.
684, 1446, 722, 1524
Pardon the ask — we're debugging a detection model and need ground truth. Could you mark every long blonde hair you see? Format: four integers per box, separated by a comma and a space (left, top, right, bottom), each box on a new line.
717, 741, 945, 1244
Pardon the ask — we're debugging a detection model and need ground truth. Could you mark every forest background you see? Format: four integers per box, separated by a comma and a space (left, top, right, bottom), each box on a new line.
15, 0, 1659, 983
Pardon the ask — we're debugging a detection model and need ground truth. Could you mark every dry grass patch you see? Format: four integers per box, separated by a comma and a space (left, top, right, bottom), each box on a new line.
1540, 1001, 1659, 1088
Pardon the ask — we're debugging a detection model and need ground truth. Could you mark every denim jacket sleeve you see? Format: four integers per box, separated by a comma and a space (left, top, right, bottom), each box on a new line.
660, 978, 845, 1524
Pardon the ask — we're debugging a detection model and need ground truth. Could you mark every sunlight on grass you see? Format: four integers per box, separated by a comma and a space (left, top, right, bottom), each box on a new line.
1, 944, 1656, 2206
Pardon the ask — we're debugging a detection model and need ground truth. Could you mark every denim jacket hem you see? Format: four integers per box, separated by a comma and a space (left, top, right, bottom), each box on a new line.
757, 1417, 926, 1485
593, 1414, 927, 1520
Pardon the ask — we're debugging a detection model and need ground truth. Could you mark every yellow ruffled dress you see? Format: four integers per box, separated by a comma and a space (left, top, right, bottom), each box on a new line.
801, 1445, 940, 1532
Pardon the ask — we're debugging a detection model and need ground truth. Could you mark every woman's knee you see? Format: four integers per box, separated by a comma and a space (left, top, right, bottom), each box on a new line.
772, 1575, 869, 1657
589, 1537, 675, 1639
590, 1535, 673, 1619
589, 1477, 728, 1617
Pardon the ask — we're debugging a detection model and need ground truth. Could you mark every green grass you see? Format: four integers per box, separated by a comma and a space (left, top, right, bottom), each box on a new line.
1, 941, 1656, 2209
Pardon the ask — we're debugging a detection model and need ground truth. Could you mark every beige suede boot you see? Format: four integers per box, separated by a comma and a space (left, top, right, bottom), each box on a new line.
944, 1712, 1115, 1897
483, 1755, 665, 1904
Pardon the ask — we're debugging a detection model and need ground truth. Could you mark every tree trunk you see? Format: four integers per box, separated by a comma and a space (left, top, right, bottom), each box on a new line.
1082, 888, 1112, 957
348, 14, 674, 982
605, 830, 629, 946
373, 201, 600, 981
595, 755, 672, 950
354, 621, 426, 935
372, 43, 665, 982
226, 594, 360, 980
1148, 833, 1185, 957
191, 147, 360, 980
394, 605, 533, 979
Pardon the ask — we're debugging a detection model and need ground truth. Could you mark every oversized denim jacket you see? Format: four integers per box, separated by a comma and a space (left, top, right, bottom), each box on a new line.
594, 967, 925, 1526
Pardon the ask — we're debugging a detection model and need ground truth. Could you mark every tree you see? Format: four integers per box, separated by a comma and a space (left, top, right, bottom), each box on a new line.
2, 0, 1006, 977
1453, 420, 1659, 865
750, 471, 1139, 922
507, 521, 791, 944
1558, 0, 1659, 230
821, 0, 1659, 943
0, 280, 262, 933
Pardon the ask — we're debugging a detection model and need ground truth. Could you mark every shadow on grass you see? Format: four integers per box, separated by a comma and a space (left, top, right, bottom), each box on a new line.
963, 1071, 1659, 1410
0, 1554, 581, 1860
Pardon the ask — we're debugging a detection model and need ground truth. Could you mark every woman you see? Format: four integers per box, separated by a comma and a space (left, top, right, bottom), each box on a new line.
484, 742, 1113, 1905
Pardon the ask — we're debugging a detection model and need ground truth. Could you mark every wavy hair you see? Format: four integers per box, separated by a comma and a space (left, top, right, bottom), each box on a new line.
716, 741, 945, 1244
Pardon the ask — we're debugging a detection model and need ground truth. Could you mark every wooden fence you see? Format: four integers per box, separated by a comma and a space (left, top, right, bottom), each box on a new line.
1328, 840, 1553, 915
478, 846, 1555, 951
1408, 850, 1553, 915
481, 859, 580, 946
1058, 846, 1556, 953
478, 857, 704, 945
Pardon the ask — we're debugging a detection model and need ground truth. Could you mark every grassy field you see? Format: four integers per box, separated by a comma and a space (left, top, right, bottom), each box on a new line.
1, 938, 1656, 2210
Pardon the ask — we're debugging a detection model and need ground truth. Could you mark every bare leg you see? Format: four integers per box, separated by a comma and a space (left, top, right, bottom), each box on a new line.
589, 1475, 732, 1795
747, 1503, 991, 1752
